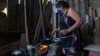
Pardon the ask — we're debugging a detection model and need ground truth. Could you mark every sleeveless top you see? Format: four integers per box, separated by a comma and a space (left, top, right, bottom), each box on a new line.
59, 11, 79, 37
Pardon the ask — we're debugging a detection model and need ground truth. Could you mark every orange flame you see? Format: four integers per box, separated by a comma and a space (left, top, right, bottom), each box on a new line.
39, 44, 48, 51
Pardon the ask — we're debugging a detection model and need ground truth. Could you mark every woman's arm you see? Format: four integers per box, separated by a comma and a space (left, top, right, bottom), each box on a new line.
67, 8, 83, 33
55, 27, 60, 32
52, 27, 60, 34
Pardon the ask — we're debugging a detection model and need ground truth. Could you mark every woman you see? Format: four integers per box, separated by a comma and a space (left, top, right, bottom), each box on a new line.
52, 1, 83, 56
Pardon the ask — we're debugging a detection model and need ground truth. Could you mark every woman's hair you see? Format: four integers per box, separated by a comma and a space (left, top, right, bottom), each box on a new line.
56, 1, 70, 9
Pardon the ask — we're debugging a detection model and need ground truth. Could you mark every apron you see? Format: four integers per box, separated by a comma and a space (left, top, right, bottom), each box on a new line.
59, 11, 80, 53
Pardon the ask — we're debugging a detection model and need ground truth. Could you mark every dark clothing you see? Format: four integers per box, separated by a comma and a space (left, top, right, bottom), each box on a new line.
59, 14, 76, 37
59, 12, 81, 54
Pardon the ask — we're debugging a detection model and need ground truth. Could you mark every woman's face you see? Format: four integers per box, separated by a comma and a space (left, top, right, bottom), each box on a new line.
58, 6, 66, 13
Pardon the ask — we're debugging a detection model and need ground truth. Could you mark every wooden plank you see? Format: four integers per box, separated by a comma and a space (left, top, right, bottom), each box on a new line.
92, 0, 100, 9
20, 33, 27, 48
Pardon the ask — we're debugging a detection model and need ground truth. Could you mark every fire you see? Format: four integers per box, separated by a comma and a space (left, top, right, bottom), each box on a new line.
39, 43, 48, 51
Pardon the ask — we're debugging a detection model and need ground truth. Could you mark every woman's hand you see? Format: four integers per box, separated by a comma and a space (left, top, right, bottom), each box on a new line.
51, 29, 60, 35
60, 29, 69, 35
51, 29, 56, 35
